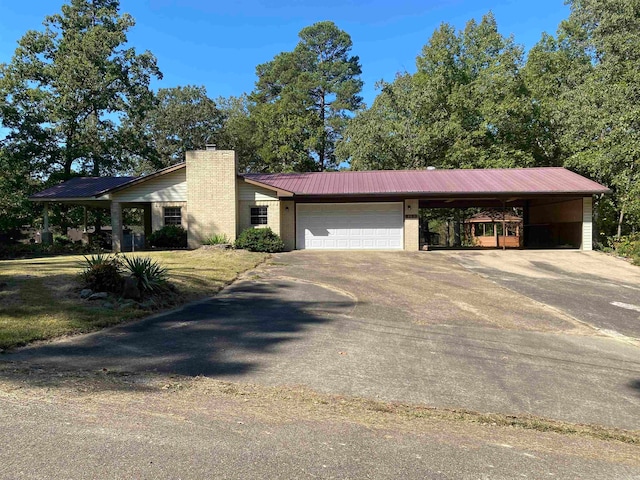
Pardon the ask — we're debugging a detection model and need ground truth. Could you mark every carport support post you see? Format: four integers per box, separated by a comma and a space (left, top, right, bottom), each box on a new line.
582, 196, 593, 251
404, 199, 419, 251
110, 201, 123, 253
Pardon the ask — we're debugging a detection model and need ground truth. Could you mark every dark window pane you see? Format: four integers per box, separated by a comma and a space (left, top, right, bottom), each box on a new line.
250, 206, 268, 225
164, 207, 182, 226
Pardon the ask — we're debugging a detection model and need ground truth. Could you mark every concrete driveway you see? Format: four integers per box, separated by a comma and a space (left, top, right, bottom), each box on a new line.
451, 250, 640, 340
4, 251, 640, 430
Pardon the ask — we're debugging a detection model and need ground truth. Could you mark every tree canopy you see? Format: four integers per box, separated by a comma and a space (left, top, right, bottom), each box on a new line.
139, 85, 224, 172
337, 14, 537, 170
249, 21, 363, 172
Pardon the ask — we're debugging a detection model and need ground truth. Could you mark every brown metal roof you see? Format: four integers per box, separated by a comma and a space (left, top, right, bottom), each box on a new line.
243, 167, 609, 197
30, 176, 137, 200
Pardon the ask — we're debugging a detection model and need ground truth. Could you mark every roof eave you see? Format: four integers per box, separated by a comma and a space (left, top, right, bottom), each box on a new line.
28, 196, 109, 202
287, 190, 610, 198
241, 177, 294, 197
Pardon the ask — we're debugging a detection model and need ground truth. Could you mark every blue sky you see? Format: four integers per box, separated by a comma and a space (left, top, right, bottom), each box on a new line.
0, 0, 571, 107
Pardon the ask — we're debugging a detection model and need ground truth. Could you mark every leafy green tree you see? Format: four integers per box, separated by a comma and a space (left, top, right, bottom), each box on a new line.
138, 85, 223, 172
250, 21, 363, 172
339, 13, 536, 170
560, 0, 640, 238
0, 145, 41, 234
521, 31, 592, 168
216, 95, 262, 172
0, 0, 161, 179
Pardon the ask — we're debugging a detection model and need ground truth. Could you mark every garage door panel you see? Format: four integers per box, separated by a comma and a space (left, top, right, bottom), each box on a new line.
297, 203, 403, 250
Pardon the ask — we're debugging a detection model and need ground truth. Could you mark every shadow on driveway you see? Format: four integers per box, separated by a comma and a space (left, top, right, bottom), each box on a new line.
2, 278, 355, 377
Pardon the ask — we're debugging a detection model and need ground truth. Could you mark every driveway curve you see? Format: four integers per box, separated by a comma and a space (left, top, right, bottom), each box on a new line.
4, 251, 640, 430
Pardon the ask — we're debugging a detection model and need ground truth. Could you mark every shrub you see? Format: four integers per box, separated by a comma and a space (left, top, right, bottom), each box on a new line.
203, 233, 231, 245
54, 234, 73, 246
80, 253, 123, 293
611, 234, 640, 266
235, 227, 284, 253
122, 256, 169, 293
148, 225, 187, 249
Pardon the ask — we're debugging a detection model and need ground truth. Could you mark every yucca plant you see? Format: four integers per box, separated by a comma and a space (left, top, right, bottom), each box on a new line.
122, 256, 168, 294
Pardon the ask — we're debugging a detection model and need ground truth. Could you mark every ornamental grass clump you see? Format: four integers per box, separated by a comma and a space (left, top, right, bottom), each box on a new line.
80, 253, 124, 293
203, 233, 231, 245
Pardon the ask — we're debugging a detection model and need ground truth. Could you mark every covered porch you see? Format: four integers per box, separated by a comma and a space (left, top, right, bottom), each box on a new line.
29, 164, 188, 252
36, 198, 152, 252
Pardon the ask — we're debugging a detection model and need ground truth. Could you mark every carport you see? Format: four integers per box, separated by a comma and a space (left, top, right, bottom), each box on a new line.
420, 196, 591, 249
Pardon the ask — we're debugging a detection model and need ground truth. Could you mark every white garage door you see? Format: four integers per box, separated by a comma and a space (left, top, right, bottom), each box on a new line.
296, 203, 404, 250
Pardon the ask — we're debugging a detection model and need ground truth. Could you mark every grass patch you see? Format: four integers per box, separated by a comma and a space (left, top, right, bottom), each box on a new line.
0, 249, 267, 350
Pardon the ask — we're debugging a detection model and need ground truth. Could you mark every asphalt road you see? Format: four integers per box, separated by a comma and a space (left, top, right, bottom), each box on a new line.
5, 251, 640, 430
0, 370, 638, 480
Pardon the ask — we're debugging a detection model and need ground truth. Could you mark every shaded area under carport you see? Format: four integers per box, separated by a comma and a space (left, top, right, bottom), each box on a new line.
420, 195, 590, 249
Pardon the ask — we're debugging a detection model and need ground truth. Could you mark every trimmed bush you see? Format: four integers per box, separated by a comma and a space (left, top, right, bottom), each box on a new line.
122, 256, 169, 293
148, 225, 187, 249
235, 227, 284, 253
80, 253, 123, 293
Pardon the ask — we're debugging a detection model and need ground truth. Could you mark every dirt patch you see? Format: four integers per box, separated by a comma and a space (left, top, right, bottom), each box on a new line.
1, 363, 638, 457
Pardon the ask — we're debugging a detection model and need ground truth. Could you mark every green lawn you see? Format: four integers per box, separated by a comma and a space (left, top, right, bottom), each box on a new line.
0, 249, 267, 351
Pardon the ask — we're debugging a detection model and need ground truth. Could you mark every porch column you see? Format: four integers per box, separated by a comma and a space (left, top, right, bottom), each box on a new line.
83, 207, 88, 233
41, 204, 53, 245
143, 204, 152, 247
404, 199, 419, 251
110, 201, 123, 253
582, 196, 593, 251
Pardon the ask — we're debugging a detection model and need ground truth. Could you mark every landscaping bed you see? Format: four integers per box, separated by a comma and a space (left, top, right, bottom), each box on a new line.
0, 249, 267, 351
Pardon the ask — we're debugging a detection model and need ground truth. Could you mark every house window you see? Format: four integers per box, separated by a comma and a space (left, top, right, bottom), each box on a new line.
250, 206, 268, 225
164, 207, 182, 226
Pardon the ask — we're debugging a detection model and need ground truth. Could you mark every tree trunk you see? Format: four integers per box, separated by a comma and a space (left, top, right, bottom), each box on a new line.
616, 202, 625, 240
453, 221, 461, 247
319, 91, 326, 171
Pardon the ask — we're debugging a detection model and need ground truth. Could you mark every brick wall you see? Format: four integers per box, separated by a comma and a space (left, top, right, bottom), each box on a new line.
404, 199, 419, 251
186, 150, 238, 248
280, 201, 295, 251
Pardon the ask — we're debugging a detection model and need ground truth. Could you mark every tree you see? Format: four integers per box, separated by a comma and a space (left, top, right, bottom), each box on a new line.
250, 21, 363, 172
216, 95, 262, 172
139, 85, 223, 172
521, 31, 592, 168
338, 13, 537, 170
0, 0, 161, 180
0, 145, 41, 235
560, 0, 640, 238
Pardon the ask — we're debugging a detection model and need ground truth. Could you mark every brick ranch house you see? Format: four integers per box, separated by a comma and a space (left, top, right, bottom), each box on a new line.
30, 148, 610, 252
